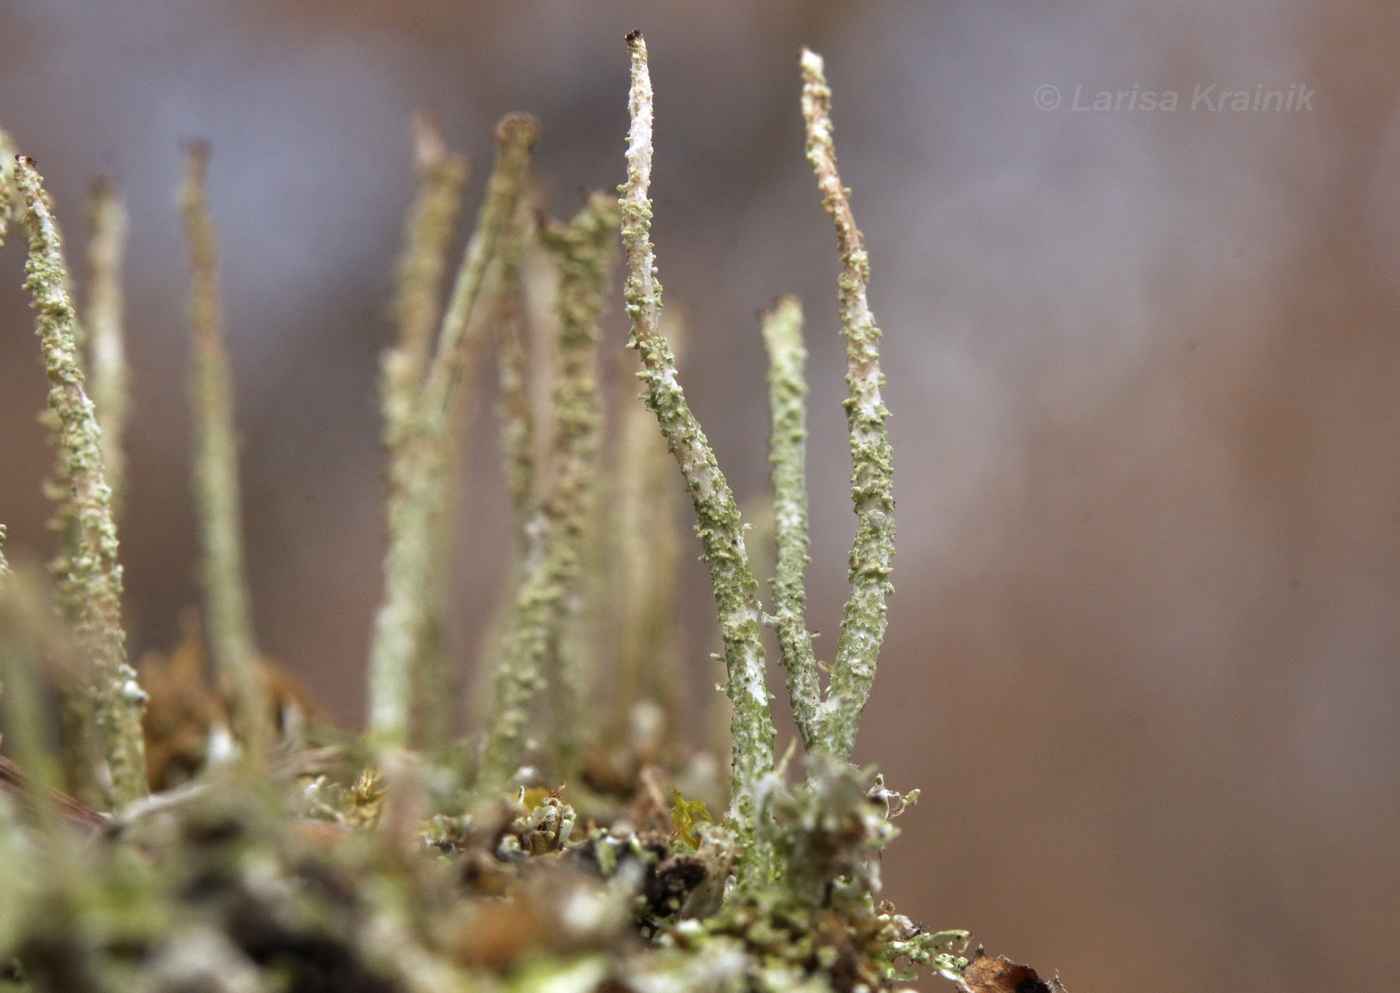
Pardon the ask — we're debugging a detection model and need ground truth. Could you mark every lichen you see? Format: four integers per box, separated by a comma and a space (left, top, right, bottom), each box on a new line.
13, 155, 148, 807
182, 143, 273, 767
0, 34, 1000, 993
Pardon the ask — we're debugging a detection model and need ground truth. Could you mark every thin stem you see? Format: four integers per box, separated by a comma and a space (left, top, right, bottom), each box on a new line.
15, 155, 148, 806
368, 114, 538, 748
84, 179, 131, 518
611, 312, 684, 739
760, 296, 822, 751
0, 132, 18, 249
801, 50, 896, 762
495, 199, 538, 537
379, 114, 471, 755
395, 111, 472, 381
621, 31, 775, 836
478, 193, 619, 791
181, 143, 273, 767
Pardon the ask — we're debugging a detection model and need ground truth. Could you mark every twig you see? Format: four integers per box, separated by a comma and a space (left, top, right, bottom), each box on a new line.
620, 31, 776, 835
14, 156, 148, 805
801, 50, 896, 762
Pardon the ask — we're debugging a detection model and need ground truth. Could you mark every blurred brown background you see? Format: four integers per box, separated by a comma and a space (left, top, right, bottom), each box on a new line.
3, 1, 1398, 989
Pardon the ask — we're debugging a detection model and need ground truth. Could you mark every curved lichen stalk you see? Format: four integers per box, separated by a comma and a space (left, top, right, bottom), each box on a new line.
801, 50, 897, 763
14, 156, 149, 806
619, 31, 777, 841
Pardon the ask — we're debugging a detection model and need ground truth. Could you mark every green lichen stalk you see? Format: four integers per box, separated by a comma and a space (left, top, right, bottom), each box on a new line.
620, 30, 776, 837
479, 192, 619, 791
181, 144, 273, 766
380, 114, 471, 754
611, 312, 685, 739
14, 155, 148, 806
368, 114, 538, 748
390, 112, 472, 389
0, 132, 17, 247
84, 179, 131, 518
801, 50, 897, 762
761, 296, 823, 751
495, 241, 537, 534
540, 193, 619, 773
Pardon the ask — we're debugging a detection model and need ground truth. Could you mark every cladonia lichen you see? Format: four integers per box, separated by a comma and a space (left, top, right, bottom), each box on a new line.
0, 35, 995, 993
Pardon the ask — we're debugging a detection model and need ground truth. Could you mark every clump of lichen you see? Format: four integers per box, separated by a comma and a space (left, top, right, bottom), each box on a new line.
0, 32, 991, 993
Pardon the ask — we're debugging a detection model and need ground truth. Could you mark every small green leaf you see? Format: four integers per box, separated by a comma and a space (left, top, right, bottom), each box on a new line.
671, 789, 713, 850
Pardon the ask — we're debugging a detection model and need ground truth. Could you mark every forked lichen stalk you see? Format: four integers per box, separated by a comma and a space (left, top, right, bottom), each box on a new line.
368, 114, 538, 748
761, 296, 822, 751
801, 50, 897, 762
380, 114, 471, 754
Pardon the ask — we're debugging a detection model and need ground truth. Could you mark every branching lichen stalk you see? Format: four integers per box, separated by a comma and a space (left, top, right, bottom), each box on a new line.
84, 180, 131, 517
620, 31, 776, 836
761, 296, 822, 751
478, 192, 618, 791
181, 143, 273, 766
14, 156, 149, 805
368, 114, 538, 748
380, 115, 471, 755
801, 50, 897, 762
394, 112, 472, 384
